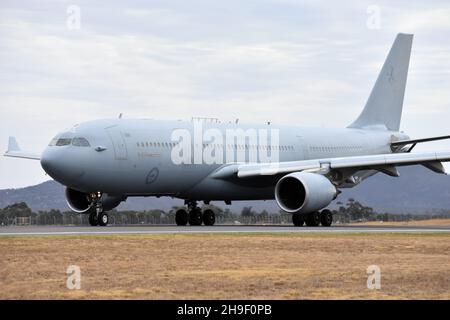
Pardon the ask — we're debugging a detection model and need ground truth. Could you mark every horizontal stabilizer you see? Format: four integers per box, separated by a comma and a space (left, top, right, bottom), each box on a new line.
4, 136, 40, 160
8, 136, 20, 152
391, 134, 450, 146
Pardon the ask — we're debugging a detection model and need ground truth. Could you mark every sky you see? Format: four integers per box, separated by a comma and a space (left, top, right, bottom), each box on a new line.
1, 0, 450, 189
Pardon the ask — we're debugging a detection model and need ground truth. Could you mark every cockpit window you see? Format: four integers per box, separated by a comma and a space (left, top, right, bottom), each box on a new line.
48, 137, 59, 146
72, 137, 90, 147
56, 138, 72, 146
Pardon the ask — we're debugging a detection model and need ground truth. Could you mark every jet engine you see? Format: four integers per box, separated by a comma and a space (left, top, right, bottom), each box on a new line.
65, 187, 123, 213
275, 172, 337, 213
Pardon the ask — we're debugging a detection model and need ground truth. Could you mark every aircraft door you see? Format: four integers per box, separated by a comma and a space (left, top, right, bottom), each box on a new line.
296, 135, 309, 160
106, 126, 128, 160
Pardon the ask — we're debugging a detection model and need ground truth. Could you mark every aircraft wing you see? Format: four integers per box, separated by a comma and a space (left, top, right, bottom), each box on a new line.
4, 136, 41, 160
236, 151, 450, 178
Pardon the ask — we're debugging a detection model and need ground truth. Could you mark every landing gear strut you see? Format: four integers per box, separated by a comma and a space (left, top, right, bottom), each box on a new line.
187, 201, 202, 226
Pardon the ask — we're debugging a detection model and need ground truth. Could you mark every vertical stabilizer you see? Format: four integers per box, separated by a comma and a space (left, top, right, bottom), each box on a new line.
348, 33, 413, 131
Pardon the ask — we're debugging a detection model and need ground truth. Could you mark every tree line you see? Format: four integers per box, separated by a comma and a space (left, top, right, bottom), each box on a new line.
1, 200, 450, 226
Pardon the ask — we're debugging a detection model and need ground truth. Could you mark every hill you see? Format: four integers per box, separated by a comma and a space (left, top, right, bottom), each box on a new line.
1, 166, 450, 214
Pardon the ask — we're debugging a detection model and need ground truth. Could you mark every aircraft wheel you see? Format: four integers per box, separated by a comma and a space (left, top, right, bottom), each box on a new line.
202, 209, 216, 226
175, 208, 188, 226
292, 213, 304, 226
98, 212, 109, 226
88, 210, 99, 226
305, 211, 321, 227
320, 209, 333, 227
189, 208, 203, 226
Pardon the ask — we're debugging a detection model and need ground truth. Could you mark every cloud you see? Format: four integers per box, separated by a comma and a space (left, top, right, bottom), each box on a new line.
1, 0, 450, 188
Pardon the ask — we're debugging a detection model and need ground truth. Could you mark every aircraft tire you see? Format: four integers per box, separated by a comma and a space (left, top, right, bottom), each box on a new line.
88, 210, 99, 226
175, 208, 189, 226
305, 211, 321, 227
202, 209, 216, 226
292, 213, 304, 226
98, 212, 109, 226
189, 208, 203, 226
320, 209, 333, 227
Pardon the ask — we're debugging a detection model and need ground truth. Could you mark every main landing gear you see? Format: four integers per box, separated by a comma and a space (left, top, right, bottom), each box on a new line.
292, 209, 333, 227
88, 201, 109, 227
175, 201, 216, 226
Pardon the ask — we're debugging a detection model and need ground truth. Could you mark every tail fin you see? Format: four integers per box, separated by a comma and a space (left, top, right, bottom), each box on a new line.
348, 33, 413, 131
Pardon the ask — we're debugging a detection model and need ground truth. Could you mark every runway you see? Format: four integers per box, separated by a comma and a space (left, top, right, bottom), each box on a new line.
1, 224, 450, 236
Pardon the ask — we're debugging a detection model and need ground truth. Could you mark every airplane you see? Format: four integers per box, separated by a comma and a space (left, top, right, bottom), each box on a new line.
5, 33, 450, 227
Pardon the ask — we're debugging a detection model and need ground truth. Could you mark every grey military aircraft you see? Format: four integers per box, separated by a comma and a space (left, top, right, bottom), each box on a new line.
5, 33, 450, 227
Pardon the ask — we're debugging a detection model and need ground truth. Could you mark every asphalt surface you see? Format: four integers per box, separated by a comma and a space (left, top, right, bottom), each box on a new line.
1, 224, 450, 236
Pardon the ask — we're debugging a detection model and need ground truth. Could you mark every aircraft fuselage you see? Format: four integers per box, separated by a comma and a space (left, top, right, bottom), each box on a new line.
40, 118, 402, 201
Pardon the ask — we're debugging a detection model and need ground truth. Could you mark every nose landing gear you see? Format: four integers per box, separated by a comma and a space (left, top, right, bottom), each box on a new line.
88, 200, 109, 227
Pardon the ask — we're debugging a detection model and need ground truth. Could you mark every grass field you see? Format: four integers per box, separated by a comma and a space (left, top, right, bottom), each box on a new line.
1, 233, 449, 299
350, 218, 450, 226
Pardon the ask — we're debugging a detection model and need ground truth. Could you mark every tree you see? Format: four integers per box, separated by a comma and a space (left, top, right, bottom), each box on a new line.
0, 202, 34, 220
241, 206, 255, 217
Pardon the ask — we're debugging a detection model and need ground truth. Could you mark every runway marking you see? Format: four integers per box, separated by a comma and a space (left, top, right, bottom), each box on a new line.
1, 227, 450, 237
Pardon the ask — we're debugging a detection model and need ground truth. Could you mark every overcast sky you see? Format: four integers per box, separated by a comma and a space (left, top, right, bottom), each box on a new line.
1, 0, 450, 189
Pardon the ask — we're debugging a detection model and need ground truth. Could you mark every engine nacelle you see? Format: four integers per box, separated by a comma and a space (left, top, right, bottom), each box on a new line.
65, 188, 93, 213
275, 172, 337, 214
65, 188, 123, 213
101, 195, 124, 211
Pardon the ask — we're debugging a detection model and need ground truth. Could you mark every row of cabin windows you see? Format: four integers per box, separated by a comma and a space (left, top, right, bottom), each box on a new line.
309, 145, 363, 152
137, 142, 295, 151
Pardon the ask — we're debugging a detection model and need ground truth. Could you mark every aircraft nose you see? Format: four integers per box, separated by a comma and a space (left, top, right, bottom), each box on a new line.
40, 149, 56, 175
40, 148, 85, 184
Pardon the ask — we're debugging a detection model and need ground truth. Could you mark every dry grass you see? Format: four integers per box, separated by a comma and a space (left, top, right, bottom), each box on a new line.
350, 218, 450, 226
0, 233, 449, 299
